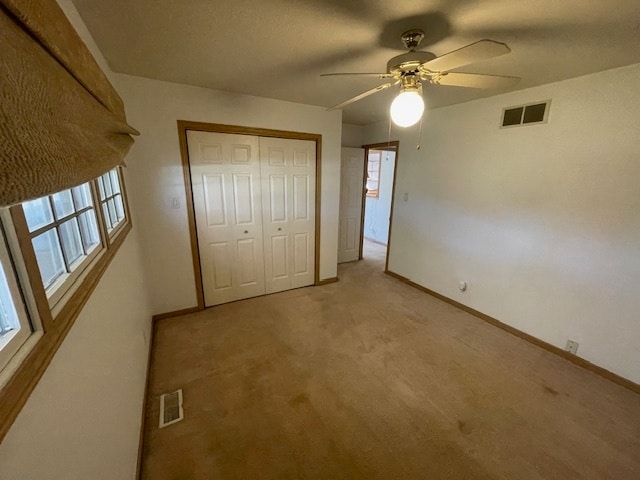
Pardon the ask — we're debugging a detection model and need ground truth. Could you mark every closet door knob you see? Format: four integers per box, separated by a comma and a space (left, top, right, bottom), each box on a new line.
277, 227, 282, 231
244, 230, 248, 234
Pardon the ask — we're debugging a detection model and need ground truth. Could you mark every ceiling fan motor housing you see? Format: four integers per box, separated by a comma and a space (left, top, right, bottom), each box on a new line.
387, 51, 436, 76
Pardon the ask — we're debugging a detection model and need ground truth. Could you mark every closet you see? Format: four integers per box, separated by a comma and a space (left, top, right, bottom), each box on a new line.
186, 130, 316, 306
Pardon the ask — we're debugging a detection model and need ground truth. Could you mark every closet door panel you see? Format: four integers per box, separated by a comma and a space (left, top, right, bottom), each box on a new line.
188, 130, 265, 306
260, 137, 315, 293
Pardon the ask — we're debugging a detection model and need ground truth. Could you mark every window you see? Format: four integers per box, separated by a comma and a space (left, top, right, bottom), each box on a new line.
1, 166, 131, 440
366, 150, 381, 198
22, 183, 102, 304
97, 169, 127, 234
0, 231, 32, 372
18, 167, 128, 307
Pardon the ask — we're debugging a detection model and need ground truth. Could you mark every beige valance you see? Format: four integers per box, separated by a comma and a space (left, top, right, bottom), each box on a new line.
0, 0, 139, 206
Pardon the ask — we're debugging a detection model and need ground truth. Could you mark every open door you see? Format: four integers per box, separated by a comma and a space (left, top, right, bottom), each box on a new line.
337, 147, 365, 263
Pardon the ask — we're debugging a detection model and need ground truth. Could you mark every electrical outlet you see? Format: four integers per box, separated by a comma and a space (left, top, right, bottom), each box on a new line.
565, 339, 579, 355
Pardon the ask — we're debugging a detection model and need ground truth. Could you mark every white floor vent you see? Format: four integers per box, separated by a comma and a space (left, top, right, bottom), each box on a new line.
159, 389, 184, 428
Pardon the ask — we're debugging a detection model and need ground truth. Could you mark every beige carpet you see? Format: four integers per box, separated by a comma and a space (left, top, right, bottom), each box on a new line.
142, 241, 640, 479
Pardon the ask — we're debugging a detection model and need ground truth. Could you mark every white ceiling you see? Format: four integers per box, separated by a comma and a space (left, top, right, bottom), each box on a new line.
72, 0, 640, 125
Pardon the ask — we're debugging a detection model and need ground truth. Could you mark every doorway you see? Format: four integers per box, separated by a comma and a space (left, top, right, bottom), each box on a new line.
360, 143, 398, 269
337, 141, 399, 272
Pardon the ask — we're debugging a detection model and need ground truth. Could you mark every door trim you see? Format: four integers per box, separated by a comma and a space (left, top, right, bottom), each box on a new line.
360, 141, 400, 273
177, 120, 322, 310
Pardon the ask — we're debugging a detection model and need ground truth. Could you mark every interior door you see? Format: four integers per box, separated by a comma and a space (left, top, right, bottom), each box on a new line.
187, 130, 266, 306
259, 137, 316, 293
338, 147, 365, 263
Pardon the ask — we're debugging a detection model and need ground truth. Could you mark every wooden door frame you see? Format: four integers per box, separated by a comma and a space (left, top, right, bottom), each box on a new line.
359, 141, 400, 273
177, 120, 323, 310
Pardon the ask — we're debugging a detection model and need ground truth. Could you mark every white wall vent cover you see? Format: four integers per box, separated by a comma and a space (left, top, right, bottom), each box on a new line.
501, 100, 550, 128
159, 389, 184, 428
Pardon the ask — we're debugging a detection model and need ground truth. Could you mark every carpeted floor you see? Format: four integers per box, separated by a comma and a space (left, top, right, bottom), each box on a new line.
142, 241, 640, 479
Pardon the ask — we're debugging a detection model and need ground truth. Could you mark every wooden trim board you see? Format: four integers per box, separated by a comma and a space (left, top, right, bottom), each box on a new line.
363, 237, 387, 247
151, 307, 201, 323
135, 321, 154, 479
177, 123, 205, 311
385, 270, 640, 395
317, 277, 339, 286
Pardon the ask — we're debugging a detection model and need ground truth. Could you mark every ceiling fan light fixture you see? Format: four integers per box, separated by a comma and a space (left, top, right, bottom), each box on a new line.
390, 87, 425, 128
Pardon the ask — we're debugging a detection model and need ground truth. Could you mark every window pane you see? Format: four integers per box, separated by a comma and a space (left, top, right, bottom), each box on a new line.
0, 264, 20, 336
102, 204, 113, 230
52, 190, 75, 219
59, 219, 84, 267
107, 199, 117, 226
102, 172, 113, 197
78, 210, 100, 251
97, 177, 106, 201
32, 230, 66, 289
114, 195, 125, 222
72, 183, 93, 210
22, 197, 54, 232
110, 170, 121, 194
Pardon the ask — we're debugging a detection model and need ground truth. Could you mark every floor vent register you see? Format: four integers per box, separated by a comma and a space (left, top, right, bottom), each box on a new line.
159, 389, 184, 428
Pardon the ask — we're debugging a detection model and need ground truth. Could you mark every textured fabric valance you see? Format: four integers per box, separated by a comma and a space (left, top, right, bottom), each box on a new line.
0, 0, 139, 206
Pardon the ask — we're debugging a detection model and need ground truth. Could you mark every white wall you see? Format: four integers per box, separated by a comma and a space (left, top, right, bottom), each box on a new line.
0, 232, 152, 480
341, 123, 364, 147
0, 2, 153, 478
363, 63, 640, 383
364, 151, 395, 244
112, 74, 343, 315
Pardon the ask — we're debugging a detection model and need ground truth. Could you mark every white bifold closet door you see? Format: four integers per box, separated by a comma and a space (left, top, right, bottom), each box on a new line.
187, 131, 266, 306
187, 130, 315, 306
259, 137, 315, 294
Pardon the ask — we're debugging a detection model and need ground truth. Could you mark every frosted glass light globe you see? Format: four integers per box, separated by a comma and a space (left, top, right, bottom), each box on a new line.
390, 90, 425, 128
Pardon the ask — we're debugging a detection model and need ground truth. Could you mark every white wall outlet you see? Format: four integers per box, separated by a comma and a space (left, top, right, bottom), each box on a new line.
458, 281, 467, 292
169, 197, 180, 209
565, 339, 579, 355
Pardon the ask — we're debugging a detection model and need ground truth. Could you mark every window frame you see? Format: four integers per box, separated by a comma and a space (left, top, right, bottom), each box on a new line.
0, 166, 132, 443
23, 182, 106, 309
366, 150, 382, 198
97, 168, 129, 239
0, 225, 33, 372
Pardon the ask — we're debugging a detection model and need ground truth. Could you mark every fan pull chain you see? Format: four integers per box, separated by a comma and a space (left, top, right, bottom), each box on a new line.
416, 114, 424, 150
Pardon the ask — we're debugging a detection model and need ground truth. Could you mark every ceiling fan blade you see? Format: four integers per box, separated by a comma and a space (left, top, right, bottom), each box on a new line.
327, 81, 398, 111
321, 72, 395, 78
421, 39, 511, 73
432, 72, 520, 89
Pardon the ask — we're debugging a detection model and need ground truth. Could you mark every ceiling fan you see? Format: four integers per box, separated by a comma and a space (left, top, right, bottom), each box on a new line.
322, 29, 520, 127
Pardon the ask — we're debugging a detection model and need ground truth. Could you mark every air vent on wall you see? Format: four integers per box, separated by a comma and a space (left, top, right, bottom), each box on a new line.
501, 100, 550, 127
159, 389, 184, 428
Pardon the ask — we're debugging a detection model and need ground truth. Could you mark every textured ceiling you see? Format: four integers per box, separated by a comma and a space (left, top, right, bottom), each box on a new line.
72, 0, 640, 125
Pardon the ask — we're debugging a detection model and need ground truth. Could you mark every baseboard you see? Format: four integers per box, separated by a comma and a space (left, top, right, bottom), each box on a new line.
385, 270, 640, 395
151, 306, 201, 322
363, 236, 388, 247
316, 277, 339, 286
136, 320, 155, 479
